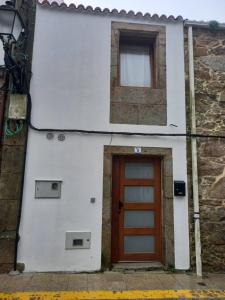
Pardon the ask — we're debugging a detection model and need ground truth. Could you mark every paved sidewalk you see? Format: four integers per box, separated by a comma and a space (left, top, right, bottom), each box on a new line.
0, 271, 225, 299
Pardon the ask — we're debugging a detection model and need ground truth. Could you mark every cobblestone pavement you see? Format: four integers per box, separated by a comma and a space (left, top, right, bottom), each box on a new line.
0, 271, 225, 299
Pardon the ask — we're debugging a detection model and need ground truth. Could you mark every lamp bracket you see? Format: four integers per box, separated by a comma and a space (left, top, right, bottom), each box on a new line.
5, 1, 16, 7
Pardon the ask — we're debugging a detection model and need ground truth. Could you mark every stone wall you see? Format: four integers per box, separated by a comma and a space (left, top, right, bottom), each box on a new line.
0, 0, 36, 273
185, 27, 225, 271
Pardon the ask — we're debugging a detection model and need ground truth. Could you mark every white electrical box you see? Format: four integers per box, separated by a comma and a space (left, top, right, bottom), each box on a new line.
35, 180, 62, 198
8, 94, 27, 120
65, 232, 91, 250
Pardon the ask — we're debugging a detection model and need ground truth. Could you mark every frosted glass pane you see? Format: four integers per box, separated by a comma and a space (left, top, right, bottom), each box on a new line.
120, 46, 151, 87
124, 186, 154, 203
125, 163, 154, 179
124, 211, 155, 228
124, 235, 155, 253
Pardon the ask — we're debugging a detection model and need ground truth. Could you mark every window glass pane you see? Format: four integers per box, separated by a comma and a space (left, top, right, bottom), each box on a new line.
125, 162, 154, 179
124, 211, 155, 228
0, 46, 4, 66
124, 235, 155, 253
13, 15, 23, 41
120, 45, 151, 87
124, 186, 154, 203
0, 11, 14, 35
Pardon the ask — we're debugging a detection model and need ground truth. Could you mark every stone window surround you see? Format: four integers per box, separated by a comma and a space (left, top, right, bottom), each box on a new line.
102, 146, 174, 268
110, 22, 167, 126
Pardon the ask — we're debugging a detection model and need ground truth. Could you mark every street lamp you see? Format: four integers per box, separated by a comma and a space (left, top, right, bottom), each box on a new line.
0, 1, 25, 43
0, 1, 26, 93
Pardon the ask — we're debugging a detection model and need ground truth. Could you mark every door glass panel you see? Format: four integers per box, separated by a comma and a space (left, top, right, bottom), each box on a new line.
124, 211, 155, 228
125, 163, 154, 179
124, 235, 155, 253
124, 186, 154, 203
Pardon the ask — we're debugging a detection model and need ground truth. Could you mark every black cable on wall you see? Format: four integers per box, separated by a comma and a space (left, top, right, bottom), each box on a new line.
27, 93, 225, 140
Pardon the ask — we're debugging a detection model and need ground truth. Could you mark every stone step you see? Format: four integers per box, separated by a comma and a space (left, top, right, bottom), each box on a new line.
112, 262, 164, 272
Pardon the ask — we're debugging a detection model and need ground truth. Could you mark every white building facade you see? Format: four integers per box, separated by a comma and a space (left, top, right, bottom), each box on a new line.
18, 1, 190, 272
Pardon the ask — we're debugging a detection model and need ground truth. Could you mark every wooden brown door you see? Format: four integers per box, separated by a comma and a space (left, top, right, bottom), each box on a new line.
111, 155, 162, 262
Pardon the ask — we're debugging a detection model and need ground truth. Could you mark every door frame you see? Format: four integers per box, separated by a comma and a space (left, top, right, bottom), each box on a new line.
111, 155, 162, 262
101, 146, 174, 268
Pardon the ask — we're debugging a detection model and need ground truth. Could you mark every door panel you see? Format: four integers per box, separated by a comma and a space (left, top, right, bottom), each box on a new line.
124, 210, 155, 228
111, 156, 162, 262
124, 235, 155, 253
124, 186, 154, 203
125, 162, 154, 179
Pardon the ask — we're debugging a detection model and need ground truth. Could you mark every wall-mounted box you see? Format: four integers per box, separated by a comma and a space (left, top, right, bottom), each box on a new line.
174, 181, 186, 197
35, 180, 62, 198
65, 232, 91, 250
8, 94, 27, 120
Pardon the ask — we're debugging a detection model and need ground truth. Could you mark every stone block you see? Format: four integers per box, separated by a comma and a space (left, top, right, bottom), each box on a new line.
0, 200, 18, 231
210, 177, 225, 199
197, 69, 210, 80
3, 125, 27, 146
103, 176, 111, 198
198, 159, 224, 177
216, 207, 225, 221
195, 46, 208, 57
0, 173, 21, 200
112, 87, 166, 105
211, 47, 225, 56
200, 56, 225, 72
110, 68, 119, 93
163, 157, 173, 177
209, 229, 225, 245
158, 65, 166, 89
112, 21, 165, 34
111, 46, 118, 67
164, 198, 174, 225
103, 157, 112, 177
102, 197, 111, 219
110, 102, 138, 124
0, 238, 15, 264
163, 177, 173, 199
199, 141, 225, 157
219, 92, 225, 102
138, 104, 167, 125
0, 263, 13, 274
111, 29, 119, 48
102, 223, 111, 244
67, 274, 88, 290
1, 146, 24, 173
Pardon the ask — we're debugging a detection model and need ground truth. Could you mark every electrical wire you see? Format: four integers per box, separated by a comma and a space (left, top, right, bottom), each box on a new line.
5, 119, 24, 137
26, 90, 225, 139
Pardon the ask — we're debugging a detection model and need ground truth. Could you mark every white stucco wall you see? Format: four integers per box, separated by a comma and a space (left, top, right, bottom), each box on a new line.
18, 5, 190, 272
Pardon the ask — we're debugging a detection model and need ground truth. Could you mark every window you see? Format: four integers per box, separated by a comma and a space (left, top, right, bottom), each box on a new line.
110, 22, 166, 125
119, 34, 155, 88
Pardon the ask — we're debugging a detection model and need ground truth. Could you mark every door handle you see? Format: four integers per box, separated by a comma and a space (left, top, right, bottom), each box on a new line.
119, 200, 123, 212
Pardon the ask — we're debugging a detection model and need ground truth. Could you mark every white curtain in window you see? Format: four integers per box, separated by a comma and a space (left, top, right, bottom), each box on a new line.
120, 46, 151, 87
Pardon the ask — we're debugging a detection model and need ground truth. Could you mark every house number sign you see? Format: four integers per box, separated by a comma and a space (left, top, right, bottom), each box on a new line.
134, 147, 142, 154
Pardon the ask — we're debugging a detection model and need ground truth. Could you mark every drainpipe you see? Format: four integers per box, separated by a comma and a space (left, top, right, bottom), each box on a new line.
187, 25, 202, 277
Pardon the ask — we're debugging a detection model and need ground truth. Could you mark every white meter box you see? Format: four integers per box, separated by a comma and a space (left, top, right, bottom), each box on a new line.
35, 180, 62, 198
65, 232, 91, 250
